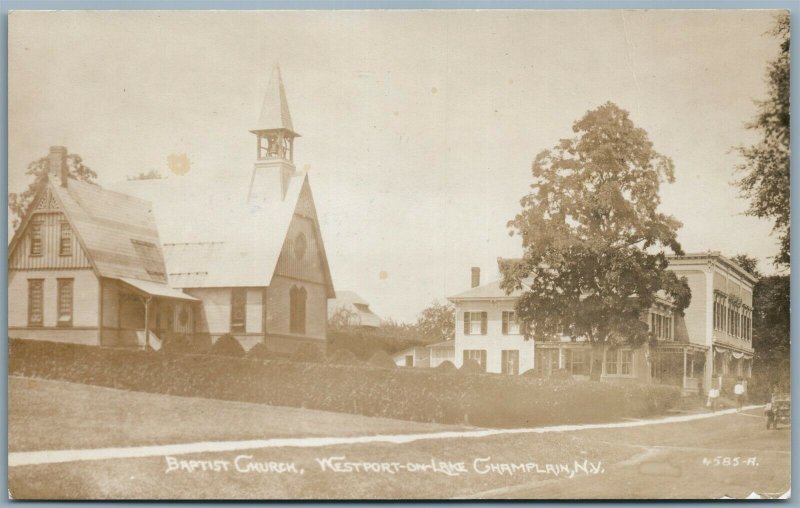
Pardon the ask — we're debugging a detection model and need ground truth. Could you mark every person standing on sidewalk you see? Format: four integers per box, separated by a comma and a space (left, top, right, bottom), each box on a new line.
708, 386, 720, 412
734, 378, 745, 412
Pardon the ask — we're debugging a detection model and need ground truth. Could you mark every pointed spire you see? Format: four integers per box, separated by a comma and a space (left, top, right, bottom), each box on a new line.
251, 64, 297, 135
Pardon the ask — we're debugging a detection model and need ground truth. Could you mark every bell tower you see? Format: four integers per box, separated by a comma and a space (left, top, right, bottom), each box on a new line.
248, 65, 301, 203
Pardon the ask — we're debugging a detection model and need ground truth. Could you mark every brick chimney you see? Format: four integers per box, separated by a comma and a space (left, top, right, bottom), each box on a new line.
48, 146, 68, 187
471, 267, 480, 288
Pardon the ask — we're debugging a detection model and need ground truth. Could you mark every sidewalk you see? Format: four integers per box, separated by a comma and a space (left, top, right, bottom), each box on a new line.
8, 405, 762, 468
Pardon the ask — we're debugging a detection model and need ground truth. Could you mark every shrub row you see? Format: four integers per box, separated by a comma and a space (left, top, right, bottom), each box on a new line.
9, 339, 680, 428
327, 327, 427, 360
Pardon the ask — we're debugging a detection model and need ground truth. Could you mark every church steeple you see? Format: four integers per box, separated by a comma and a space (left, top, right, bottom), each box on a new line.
250, 65, 300, 163
248, 65, 300, 203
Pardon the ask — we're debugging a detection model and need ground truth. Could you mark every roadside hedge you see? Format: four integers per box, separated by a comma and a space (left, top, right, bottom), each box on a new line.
9, 339, 680, 428
210, 334, 245, 357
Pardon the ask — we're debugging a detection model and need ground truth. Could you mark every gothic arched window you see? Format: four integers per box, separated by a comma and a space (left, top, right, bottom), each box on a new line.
289, 285, 307, 334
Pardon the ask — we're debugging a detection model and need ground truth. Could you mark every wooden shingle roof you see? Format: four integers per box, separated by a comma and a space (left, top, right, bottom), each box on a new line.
50, 179, 168, 283
4, 179, 170, 285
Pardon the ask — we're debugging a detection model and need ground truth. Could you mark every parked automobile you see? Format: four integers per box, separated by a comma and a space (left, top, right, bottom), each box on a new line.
765, 393, 790, 430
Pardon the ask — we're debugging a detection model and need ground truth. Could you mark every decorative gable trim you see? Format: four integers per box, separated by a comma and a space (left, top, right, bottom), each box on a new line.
33, 187, 60, 212
8, 183, 49, 260
9, 181, 102, 278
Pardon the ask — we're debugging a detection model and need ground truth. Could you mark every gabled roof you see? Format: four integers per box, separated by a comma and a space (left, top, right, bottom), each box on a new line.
328, 290, 382, 327
448, 279, 530, 301
110, 172, 334, 295
330, 290, 369, 307
251, 65, 297, 135
9, 179, 169, 284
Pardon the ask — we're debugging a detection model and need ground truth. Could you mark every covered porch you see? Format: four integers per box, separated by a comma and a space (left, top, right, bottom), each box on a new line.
651, 343, 708, 394
101, 277, 200, 350
712, 343, 754, 394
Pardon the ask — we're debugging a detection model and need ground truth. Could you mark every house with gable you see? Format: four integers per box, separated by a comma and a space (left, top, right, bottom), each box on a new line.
328, 291, 382, 328
9, 66, 335, 355
447, 267, 535, 375
8, 148, 199, 348
447, 253, 754, 395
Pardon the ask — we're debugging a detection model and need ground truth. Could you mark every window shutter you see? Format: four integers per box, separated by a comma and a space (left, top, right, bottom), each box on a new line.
464, 312, 470, 335
502, 312, 508, 335
481, 312, 487, 335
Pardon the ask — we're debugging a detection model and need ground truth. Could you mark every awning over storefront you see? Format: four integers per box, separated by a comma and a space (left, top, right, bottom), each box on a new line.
115, 277, 199, 302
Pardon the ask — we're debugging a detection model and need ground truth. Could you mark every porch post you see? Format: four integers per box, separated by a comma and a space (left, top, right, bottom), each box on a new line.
706, 347, 714, 392
144, 296, 152, 350
682, 348, 687, 389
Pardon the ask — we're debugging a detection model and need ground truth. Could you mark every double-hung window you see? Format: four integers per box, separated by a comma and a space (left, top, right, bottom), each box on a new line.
230, 288, 246, 333
713, 293, 725, 331
501, 350, 519, 375
605, 350, 619, 375
29, 217, 43, 256
619, 350, 633, 375
605, 349, 634, 376
650, 312, 673, 340
57, 278, 73, 327
501, 311, 520, 335
565, 349, 590, 376
28, 279, 44, 326
59, 221, 72, 256
463, 350, 487, 371
464, 312, 487, 335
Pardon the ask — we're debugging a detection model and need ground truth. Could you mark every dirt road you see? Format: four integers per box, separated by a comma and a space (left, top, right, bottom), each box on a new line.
8, 377, 790, 499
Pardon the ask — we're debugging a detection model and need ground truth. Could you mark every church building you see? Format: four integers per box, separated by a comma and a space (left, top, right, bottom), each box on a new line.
8, 66, 335, 355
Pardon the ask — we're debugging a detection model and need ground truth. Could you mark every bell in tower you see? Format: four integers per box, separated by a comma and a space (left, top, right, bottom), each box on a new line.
248, 64, 301, 203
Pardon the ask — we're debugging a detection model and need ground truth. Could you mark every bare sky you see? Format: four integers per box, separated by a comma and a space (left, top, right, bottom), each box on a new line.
8, 10, 784, 322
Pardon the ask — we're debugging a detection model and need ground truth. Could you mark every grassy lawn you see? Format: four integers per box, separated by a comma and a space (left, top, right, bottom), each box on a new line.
10, 339, 682, 428
8, 376, 789, 500
8, 376, 464, 452
9, 427, 629, 499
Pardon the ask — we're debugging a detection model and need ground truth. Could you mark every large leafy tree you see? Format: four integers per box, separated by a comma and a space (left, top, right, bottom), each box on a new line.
415, 301, 455, 342
751, 274, 790, 387
730, 253, 762, 279
735, 12, 790, 267
732, 254, 790, 393
9, 152, 97, 230
501, 102, 691, 363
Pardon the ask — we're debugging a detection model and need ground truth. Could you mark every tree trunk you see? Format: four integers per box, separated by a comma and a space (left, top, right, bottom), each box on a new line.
589, 342, 603, 381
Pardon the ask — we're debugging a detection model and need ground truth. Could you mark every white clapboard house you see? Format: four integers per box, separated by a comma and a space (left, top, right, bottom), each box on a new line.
8, 66, 335, 355
448, 255, 754, 394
